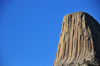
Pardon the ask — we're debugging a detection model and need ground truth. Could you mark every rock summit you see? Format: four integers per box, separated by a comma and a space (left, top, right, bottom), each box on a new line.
53, 12, 100, 66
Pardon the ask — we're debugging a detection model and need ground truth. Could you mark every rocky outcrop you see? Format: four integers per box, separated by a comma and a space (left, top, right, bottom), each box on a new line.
53, 12, 100, 66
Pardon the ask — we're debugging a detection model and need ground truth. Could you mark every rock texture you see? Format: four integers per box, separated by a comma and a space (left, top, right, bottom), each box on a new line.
53, 12, 100, 66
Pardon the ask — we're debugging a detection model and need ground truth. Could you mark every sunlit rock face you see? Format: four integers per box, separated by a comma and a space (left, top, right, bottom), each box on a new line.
53, 12, 100, 66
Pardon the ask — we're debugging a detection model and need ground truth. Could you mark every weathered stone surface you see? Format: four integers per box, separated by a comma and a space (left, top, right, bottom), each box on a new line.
53, 12, 100, 66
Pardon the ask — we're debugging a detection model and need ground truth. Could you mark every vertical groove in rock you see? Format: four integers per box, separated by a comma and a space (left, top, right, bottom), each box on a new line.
53, 12, 100, 66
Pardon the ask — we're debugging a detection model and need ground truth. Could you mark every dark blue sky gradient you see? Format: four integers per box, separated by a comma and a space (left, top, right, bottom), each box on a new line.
0, 0, 100, 66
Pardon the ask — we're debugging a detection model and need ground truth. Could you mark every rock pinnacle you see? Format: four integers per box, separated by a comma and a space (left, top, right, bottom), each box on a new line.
53, 12, 100, 66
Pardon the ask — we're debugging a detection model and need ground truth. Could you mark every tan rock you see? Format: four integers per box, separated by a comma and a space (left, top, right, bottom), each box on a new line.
53, 12, 100, 66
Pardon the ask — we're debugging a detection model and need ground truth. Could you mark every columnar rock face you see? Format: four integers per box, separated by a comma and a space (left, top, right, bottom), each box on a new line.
53, 12, 100, 66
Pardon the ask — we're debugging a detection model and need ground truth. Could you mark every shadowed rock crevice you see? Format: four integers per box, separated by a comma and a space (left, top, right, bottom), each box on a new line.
53, 12, 100, 66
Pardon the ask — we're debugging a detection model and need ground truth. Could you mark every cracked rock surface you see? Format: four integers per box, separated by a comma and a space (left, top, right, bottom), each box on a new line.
53, 12, 100, 66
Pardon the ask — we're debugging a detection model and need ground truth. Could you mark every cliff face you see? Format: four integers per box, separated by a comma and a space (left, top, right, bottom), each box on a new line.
53, 12, 100, 66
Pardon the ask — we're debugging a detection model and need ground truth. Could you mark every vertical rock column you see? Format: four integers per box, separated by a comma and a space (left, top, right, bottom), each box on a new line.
53, 12, 100, 66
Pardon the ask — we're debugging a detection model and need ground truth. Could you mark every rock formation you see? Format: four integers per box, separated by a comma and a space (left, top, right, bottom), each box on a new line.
53, 12, 100, 66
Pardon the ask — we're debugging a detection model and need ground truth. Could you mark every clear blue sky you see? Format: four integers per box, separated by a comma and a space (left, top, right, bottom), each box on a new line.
0, 0, 100, 66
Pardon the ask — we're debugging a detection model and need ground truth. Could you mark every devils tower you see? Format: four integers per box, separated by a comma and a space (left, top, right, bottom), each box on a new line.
53, 12, 100, 66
